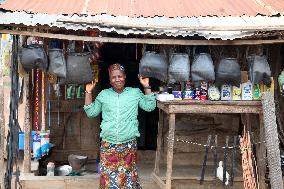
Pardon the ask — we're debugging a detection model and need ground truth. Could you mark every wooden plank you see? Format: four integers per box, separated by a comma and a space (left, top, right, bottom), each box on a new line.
49, 100, 85, 113
154, 109, 164, 175
158, 100, 263, 114
158, 100, 262, 105
257, 114, 267, 189
169, 104, 262, 114
157, 102, 169, 114
0, 34, 5, 189
165, 113, 175, 189
152, 173, 166, 189
1, 29, 284, 46
23, 75, 31, 173
160, 176, 244, 182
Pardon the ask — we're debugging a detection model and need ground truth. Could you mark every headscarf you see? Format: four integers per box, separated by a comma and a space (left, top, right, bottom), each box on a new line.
108, 63, 125, 74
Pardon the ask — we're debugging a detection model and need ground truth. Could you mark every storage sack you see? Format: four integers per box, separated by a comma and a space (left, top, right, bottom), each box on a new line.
19, 45, 48, 71
60, 51, 93, 84
247, 55, 271, 85
216, 57, 241, 86
48, 49, 66, 78
139, 51, 167, 82
191, 53, 215, 81
168, 53, 190, 84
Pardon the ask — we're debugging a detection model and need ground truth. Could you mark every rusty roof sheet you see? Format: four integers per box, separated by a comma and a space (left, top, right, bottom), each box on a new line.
1, 0, 284, 17
1, 11, 284, 40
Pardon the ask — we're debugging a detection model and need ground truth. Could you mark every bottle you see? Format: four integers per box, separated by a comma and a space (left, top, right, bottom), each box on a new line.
232, 85, 242, 100
46, 162, 55, 176
208, 84, 220, 101
183, 82, 194, 100
253, 84, 261, 100
200, 81, 208, 100
242, 81, 253, 100
221, 84, 232, 101
76, 85, 84, 99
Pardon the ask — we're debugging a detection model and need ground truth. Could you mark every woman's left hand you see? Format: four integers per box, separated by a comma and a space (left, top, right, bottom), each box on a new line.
138, 75, 150, 88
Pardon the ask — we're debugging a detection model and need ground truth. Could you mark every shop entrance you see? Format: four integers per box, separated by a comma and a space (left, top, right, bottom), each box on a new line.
99, 43, 159, 150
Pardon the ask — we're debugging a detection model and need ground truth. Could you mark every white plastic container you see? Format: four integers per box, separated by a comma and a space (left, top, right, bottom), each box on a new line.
46, 162, 55, 176
232, 85, 242, 100
221, 84, 232, 101
242, 81, 253, 100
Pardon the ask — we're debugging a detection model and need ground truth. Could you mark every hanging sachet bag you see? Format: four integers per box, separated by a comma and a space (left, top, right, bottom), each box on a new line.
246, 48, 271, 86
48, 48, 67, 78
19, 44, 48, 71
168, 53, 190, 84
191, 53, 215, 82
216, 48, 241, 86
139, 46, 168, 82
60, 43, 93, 84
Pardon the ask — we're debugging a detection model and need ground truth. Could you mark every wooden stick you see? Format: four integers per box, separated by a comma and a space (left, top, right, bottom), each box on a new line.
154, 110, 164, 175
230, 136, 237, 186
213, 135, 218, 185
200, 135, 212, 185
23, 75, 31, 173
223, 136, 229, 186
0, 34, 5, 189
1, 29, 284, 46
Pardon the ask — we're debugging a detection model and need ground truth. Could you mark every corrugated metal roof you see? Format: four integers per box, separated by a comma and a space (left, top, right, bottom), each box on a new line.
1, 11, 284, 40
0, 0, 284, 17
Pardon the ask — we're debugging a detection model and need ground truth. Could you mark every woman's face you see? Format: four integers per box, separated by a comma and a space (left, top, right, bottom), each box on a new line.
109, 69, 126, 92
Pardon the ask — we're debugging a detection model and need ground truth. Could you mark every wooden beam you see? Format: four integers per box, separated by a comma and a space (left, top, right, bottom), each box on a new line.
165, 113, 175, 189
154, 110, 164, 175
1, 29, 284, 46
0, 35, 5, 189
152, 172, 166, 189
159, 176, 243, 182
257, 114, 267, 189
23, 75, 31, 173
157, 101, 262, 114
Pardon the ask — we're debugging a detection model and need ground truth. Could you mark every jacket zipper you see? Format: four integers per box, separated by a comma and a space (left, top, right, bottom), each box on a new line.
116, 94, 119, 143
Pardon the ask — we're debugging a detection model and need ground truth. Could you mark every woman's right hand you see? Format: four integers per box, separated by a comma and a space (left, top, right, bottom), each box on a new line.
85, 80, 97, 93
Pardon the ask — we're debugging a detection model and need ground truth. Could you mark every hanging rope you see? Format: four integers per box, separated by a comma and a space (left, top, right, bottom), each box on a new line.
35, 69, 39, 134
5, 35, 21, 189
240, 127, 258, 189
41, 71, 45, 131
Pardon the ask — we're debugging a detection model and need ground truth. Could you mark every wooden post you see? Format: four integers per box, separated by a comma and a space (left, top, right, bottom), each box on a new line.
0, 34, 5, 189
165, 113, 175, 189
154, 109, 164, 175
258, 114, 266, 189
23, 75, 31, 173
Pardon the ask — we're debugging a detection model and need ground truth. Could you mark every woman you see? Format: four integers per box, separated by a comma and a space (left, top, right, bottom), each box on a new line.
84, 63, 156, 188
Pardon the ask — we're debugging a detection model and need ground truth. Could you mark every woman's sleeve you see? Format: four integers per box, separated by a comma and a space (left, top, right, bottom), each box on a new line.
138, 89, 156, 112
83, 92, 103, 118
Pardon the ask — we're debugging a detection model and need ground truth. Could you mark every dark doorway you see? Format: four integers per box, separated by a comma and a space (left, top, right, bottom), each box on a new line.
99, 43, 159, 150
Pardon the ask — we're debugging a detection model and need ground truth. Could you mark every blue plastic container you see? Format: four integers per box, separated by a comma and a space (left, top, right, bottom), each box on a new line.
18, 131, 38, 150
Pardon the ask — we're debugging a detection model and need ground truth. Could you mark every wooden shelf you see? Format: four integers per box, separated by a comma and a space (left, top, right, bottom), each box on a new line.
157, 100, 262, 114
154, 100, 265, 189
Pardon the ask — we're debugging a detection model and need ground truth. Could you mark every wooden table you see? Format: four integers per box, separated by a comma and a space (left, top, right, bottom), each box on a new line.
152, 100, 265, 189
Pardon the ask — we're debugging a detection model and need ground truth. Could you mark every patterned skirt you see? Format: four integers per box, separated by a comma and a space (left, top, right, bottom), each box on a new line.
99, 139, 142, 189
